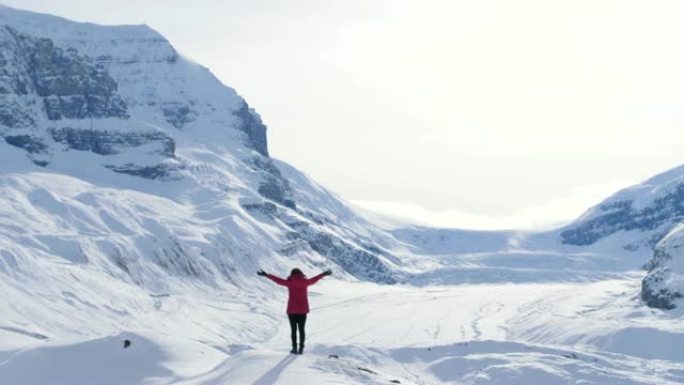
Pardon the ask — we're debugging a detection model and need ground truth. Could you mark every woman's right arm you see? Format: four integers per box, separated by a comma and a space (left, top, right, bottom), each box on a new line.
266, 274, 288, 286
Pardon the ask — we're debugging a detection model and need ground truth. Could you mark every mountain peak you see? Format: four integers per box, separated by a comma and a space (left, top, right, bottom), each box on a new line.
0, 4, 163, 40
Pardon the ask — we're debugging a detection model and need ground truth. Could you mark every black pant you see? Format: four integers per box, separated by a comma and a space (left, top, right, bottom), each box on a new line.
288, 314, 307, 350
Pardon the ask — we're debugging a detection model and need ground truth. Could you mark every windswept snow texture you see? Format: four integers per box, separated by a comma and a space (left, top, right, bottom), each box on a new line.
0, 4, 683, 385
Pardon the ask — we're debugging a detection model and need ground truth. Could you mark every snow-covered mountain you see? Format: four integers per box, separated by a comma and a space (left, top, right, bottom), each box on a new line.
559, 165, 684, 251
1, 5, 683, 385
556, 165, 684, 310
0, 3, 404, 292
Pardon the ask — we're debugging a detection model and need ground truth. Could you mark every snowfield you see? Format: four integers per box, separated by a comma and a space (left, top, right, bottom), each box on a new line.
2, 277, 683, 384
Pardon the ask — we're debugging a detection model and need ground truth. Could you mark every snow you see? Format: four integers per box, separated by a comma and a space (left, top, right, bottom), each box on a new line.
183, 280, 684, 384
0, 174, 681, 384
3, 278, 682, 384
0, 4, 682, 385
0, 333, 173, 385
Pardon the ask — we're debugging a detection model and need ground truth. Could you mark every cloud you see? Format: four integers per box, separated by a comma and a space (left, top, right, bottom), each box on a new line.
352, 179, 634, 231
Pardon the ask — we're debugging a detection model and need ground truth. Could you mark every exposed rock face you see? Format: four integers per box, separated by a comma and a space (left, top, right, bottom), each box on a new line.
642, 224, 684, 309
162, 103, 196, 129
0, 25, 138, 168
251, 157, 296, 209
0, 101, 33, 128
235, 101, 268, 157
4, 134, 46, 154
50, 127, 174, 157
0, 26, 34, 131
560, 167, 684, 248
2, 26, 128, 121
0, 25, 183, 179
304, 231, 397, 284
105, 163, 180, 180
561, 193, 684, 246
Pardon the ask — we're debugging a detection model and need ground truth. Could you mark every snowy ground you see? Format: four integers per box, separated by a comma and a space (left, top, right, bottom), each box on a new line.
2, 273, 682, 385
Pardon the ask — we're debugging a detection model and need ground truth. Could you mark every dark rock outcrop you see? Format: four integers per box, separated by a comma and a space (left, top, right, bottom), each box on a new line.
641, 225, 684, 309
251, 157, 296, 209
162, 102, 197, 129
7, 27, 129, 120
50, 127, 175, 157
642, 273, 682, 310
4, 134, 46, 153
105, 163, 180, 180
235, 101, 268, 157
305, 231, 397, 284
0, 100, 33, 129
0, 27, 35, 131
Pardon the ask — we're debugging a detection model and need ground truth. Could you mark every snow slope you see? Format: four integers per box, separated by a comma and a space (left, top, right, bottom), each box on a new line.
558, 164, 684, 250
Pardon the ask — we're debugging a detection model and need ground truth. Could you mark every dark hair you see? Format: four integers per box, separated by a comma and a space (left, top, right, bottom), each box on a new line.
290, 268, 303, 277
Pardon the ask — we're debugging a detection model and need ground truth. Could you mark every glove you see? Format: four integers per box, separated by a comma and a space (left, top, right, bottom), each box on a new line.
257, 270, 267, 276
323, 269, 333, 276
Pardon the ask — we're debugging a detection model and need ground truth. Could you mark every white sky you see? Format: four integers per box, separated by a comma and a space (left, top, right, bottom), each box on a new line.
5, 0, 684, 230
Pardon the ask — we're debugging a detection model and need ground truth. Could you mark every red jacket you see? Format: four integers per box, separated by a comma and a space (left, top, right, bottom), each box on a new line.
266, 272, 326, 314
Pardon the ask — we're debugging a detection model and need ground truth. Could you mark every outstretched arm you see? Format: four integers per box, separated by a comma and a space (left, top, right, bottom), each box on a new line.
257, 270, 288, 286
307, 269, 332, 286
266, 274, 288, 286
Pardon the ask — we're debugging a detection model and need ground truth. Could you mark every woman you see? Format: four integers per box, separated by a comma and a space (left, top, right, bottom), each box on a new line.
257, 268, 332, 354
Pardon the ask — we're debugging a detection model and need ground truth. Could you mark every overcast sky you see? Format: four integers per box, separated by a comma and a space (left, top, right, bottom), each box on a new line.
5, 0, 684, 229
